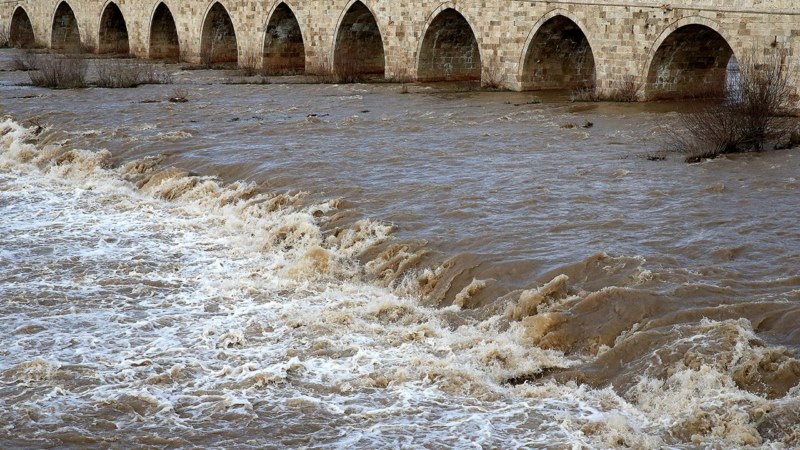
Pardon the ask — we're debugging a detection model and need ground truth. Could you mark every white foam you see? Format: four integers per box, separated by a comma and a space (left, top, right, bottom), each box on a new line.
0, 119, 793, 448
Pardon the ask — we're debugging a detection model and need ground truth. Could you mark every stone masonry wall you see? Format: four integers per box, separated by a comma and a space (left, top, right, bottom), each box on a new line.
2, 0, 800, 96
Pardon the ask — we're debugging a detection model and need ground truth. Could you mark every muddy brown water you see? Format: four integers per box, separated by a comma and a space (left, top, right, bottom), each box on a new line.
1, 50, 799, 448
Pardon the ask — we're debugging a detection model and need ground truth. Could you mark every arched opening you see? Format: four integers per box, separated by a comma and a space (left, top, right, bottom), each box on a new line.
417, 8, 481, 82
98, 2, 129, 54
200, 2, 238, 66
646, 24, 735, 99
149, 3, 180, 60
9, 8, 35, 48
51, 2, 82, 52
521, 15, 595, 90
333, 1, 385, 79
263, 3, 305, 75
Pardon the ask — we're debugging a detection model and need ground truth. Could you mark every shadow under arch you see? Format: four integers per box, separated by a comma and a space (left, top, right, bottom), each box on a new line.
416, 7, 481, 82
519, 10, 596, 91
98, 1, 130, 54
200, 1, 238, 65
332, 0, 386, 79
263, 2, 305, 75
644, 18, 737, 99
51, 1, 82, 52
149, 2, 180, 60
10, 7, 36, 48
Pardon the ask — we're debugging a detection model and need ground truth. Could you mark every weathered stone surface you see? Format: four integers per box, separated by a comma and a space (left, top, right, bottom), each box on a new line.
3, 0, 799, 96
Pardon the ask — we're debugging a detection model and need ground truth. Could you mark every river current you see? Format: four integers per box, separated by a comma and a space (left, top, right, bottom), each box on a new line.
1, 50, 799, 448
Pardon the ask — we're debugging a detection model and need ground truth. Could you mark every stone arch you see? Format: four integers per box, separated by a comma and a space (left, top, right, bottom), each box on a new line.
51, 1, 82, 52
98, 2, 129, 54
520, 10, 596, 90
416, 7, 481, 82
149, 2, 180, 60
200, 2, 238, 65
262, 2, 305, 74
644, 17, 737, 99
333, 0, 386, 78
9, 7, 35, 48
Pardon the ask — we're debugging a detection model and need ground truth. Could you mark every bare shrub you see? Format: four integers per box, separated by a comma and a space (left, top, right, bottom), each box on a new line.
606, 75, 642, 102
95, 59, 139, 88
169, 88, 188, 103
222, 75, 270, 85
482, 55, 505, 90
572, 76, 641, 102
199, 45, 221, 69
570, 82, 600, 102
199, 45, 238, 70
665, 49, 798, 162
334, 58, 369, 84
262, 63, 303, 76
29, 55, 88, 88
239, 53, 260, 76
11, 51, 37, 71
0, 28, 9, 48
95, 59, 172, 88
307, 59, 382, 84
307, 61, 338, 84
388, 67, 413, 83
139, 63, 173, 85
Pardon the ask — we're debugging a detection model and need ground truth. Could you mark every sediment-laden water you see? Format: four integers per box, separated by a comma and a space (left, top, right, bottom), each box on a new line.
1, 50, 799, 448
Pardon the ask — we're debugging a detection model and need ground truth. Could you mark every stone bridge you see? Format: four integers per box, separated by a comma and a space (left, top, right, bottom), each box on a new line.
2, 0, 799, 97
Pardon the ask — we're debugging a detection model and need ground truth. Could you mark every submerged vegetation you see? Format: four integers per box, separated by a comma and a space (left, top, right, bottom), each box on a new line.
666, 50, 799, 162
22, 52, 172, 89
94, 59, 172, 88
571, 76, 642, 103
28, 55, 88, 89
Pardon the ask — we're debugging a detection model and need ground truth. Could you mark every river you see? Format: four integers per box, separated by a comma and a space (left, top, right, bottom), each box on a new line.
1, 50, 799, 448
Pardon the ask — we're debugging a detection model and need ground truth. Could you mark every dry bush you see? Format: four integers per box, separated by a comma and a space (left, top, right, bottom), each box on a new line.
222, 75, 270, 85
239, 53, 260, 76
95, 59, 172, 88
572, 76, 641, 102
29, 55, 88, 88
140, 63, 173, 85
199, 46, 228, 70
11, 51, 37, 71
199, 45, 214, 69
0, 28, 9, 48
334, 58, 370, 84
169, 88, 188, 103
606, 75, 642, 102
570, 82, 600, 102
262, 63, 304, 76
307, 59, 380, 84
666, 49, 798, 162
388, 67, 413, 83
306, 61, 338, 84
482, 55, 505, 90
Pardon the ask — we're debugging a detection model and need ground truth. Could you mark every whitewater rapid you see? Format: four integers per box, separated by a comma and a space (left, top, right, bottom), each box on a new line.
2, 117, 799, 448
